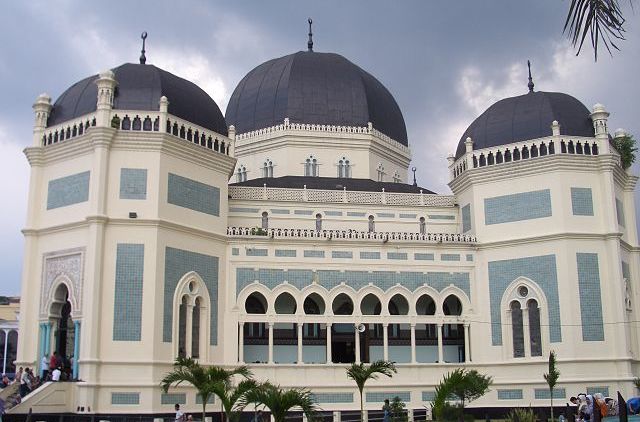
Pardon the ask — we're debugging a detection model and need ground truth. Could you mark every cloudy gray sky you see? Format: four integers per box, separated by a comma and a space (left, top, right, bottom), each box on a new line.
1, 0, 639, 295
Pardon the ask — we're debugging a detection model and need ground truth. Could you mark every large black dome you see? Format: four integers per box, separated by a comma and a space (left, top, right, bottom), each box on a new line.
456, 91, 593, 159
225, 51, 408, 146
48, 63, 228, 136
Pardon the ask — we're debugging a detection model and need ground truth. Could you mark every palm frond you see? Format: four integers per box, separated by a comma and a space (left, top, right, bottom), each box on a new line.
346, 360, 397, 392
240, 382, 319, 422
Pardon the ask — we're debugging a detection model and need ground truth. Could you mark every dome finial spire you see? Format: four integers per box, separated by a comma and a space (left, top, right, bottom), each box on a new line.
140, 31, 148, 65
307, 18, 313, 52
527, 60, 534, 93
412, 167, 417, 186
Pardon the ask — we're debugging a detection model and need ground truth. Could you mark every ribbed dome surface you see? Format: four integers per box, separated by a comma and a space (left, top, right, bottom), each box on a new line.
225, 51, 408, 145
456, 91, 593, 159
48, 63, 228, 136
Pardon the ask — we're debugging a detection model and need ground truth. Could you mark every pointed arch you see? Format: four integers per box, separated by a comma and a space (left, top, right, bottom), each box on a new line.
172, 271, 211, 360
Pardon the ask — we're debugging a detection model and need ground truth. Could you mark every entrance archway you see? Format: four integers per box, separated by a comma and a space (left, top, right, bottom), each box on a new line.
49, 283, 75, 372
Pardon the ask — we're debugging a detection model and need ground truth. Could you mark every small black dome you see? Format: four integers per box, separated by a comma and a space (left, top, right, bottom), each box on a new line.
456, 91, 593, 159
225, 51, 408, 146
48, 63, 228, 136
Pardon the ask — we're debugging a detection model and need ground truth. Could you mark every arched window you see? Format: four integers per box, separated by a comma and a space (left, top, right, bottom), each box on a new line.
419, 217, 426, 235
174, 275, 210, 360
178, 295, 188, 358
315, 213, 322, 232
368, 215, 375, 233
305, 156, 319, 177
332, 293, 354, 315
393, 171, 401, 183
528, 299, 542, 357
236, 165, 247, 182
504, 281, 546, 359
263, 159, 274, 178
376, 163, 385, 182
510, 301, 525, 358
191, 298, 201, 359
338, 157, 351, 178
261, 212, 269, 230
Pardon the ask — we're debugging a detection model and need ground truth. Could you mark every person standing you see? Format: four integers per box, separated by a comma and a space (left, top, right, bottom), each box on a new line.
382, 398, 391, 422
40, 354, 49, 380
175, 404, 185, 422
51, 366, 62, 382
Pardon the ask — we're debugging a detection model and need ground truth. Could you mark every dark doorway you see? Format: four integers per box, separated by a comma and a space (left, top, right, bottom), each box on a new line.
331, 323, 355, 363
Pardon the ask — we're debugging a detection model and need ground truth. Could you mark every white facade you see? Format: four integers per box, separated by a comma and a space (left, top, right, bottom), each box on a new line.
10, 59, 640, 418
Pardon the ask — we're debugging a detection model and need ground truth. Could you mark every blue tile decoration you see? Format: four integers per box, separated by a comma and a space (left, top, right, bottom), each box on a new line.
387, 252, 408, 260
622, 261, 631, 280
488, 255, 561, 345
232, 248, 239, 256
586, 387, 609, 397
275, 249, 297, 257
311, 393, 354, 403
113, 244, 145, 341
422, 391, 436, 402
577, 253, 604, 341
377, 212, 395, 218
616, 198, 625, 226
230, 207, 260, 213
485, 189, 552, 225
429, 215, 455, 220
247, 248, 268, 257
534, 388, 566, 400
167, 173, 220, 216
236, 268, 470, 298
270, 209, 290, 214
366, 392, 411, 403
415, 253, 435, 261
161, 393, 186, 405
325, 211, 343, 216
400, 213, 417, 219
498, 389, 523, 400
441, 254, 460, 262
347, 212, 367, 217
119, 168, 147, 200
361, 251, 381, 259
571, 188, 594, 216
294, 210, 314, 215
332, 251, 353, 259
462, 204, 472, 233
111, 392, 140, 405
466, 254, 473, 262
304, 250, 325, 258
47, 171, 90, 210
196, 394, 216, 404
163, 247, 218, 344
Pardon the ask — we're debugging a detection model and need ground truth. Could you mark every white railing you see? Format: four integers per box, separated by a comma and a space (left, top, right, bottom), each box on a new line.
42, 113, 96, 146
227, 227, 476, 243
228, 186, 456, 207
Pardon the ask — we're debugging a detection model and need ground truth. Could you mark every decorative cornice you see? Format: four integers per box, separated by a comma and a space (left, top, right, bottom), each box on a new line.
476, 231, 626, 250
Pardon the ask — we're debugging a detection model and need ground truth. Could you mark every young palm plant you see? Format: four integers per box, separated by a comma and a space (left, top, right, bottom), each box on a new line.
213, 379, 259, 422
239, 382, 319, 422
161, 357, 252, 422
346, 360, 398, 422
544, 351, 560, 422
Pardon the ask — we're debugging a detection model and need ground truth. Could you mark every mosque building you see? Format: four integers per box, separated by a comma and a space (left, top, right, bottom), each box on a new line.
8, 25, 640, 418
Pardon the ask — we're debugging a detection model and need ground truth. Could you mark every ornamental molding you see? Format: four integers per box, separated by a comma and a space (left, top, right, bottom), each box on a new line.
40, 246, 85, 318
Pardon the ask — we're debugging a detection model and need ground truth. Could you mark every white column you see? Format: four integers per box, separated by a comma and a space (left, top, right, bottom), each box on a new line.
2, 329, 8, 375
437, 323, 444, 363
355, 326, 361, 364
382, 323, 389, 361
464, 323, 470, 362
268, 322, 274, 364
185, 304, 194, 357
238, 323, 244, 363
326, 323, 332, 363
297, 323, 303, 364
410, 324, 416, 364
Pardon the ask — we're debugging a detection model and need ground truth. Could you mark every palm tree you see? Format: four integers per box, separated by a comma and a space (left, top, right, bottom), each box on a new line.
161, 357, 252, 422
432, 368, 492, 422
239, 382, 319, 422
346, 360, 397, 422
544, 351, 560, 422
213, 378, 259, 422
564, 0, 628, 60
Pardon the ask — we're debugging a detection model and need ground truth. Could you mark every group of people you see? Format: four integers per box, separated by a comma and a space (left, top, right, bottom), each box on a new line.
39, 352, 72, 382
14, 367, 41, 397
569, 392, 640, 421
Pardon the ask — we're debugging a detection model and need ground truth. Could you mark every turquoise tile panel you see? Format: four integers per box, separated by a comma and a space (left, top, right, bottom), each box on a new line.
366, 392, 410, 403
571, 187, 594, 216
429, 215, 455, 220
247, 248, 268, 257
275, 249, 296, 257
120, 168, 147, 200
270, 209, 290, 214
485, 189, 552, 225
230, 207, 259, 213
577, 253, 604, 341
534, 388, 566, 400
167, 173, 219, 216
623, 261, 631, 280
377, 213, 395, 218
488, 255, 561, 345
415, 253, 434, 261
163, 247, 218, 344
462, 204, 472, 232
441, 254, 460, 261
325, 211, 343, 216
497, 389, 523, 400
332, 251, 353, 259
304, 250, 325, 258
422, 391, 436, 402
586, 387, 609, 397
113, 244, 144, 341
311, 393, 354, 403
400, 213, 417, 219
466, 254, 473, 262
111, 392, 140, 405
232, 248, 239, 256
361, 251, 381, 259
387, 252, 407, 260
47, 171, 90, 209
616, 198, 625, 226
294, 210, 314, 215
161, 393, 186, 405
347, 212, 366, 217
196, 394, 216, 404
